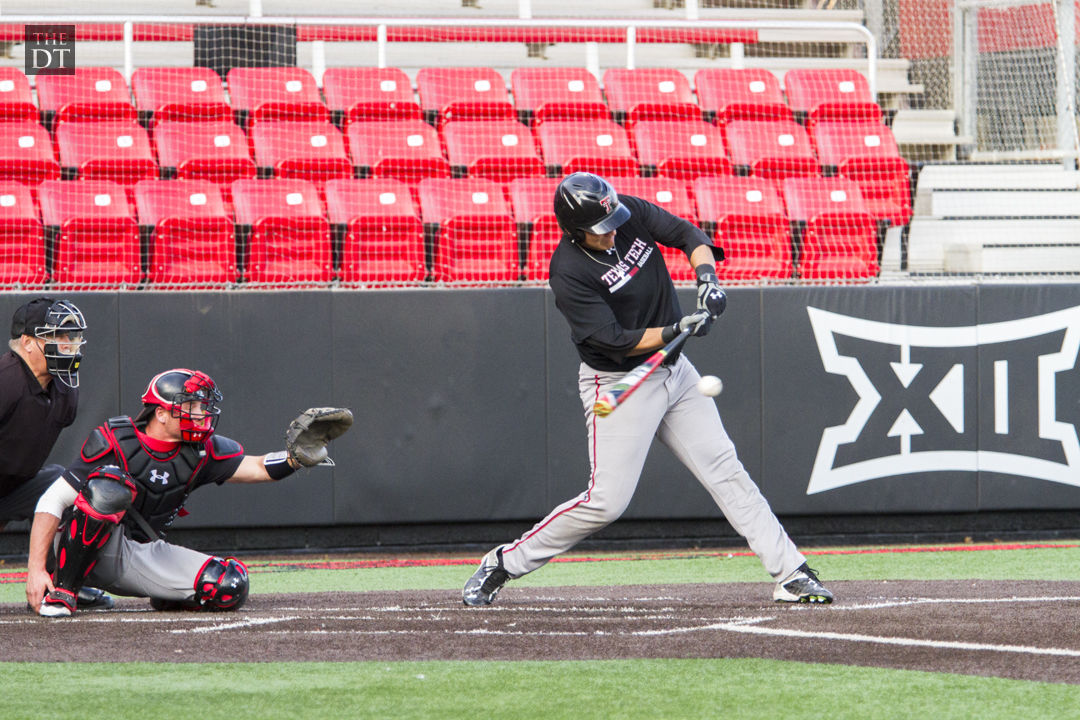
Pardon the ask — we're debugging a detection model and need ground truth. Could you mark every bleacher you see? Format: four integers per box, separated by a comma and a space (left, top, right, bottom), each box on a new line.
0, 58, 914, 288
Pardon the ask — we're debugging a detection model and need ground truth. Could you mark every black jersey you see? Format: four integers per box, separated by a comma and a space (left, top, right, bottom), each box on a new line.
0, 351, 78, 498
548, 195, 719, 372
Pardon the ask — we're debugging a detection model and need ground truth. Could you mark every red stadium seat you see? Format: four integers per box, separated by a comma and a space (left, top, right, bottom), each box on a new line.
510, 68, 608, 126
602, 68, 700, 125
782, 69, 883, 129
226, 67, 330, 127
781, 175, 879, 280
250, 120, 351, 188
325, 178, 426, 284
616, 176, 696, 222
131, 67, 231, 125
536, 119, 638, 177
630, 119, 730, 180
322, 67, 421, 125
347, 119, 450, 183
0, 183, 46, 286
441, 119, 543, 182
153, 120, 257, 197
811, 120, 911, 226
724, 119, 818, 180
134, 179, 236, 286
39, 179, 140, 287
693, 68, 793, 129
415, 67, 515, 126
55, 121, 158, 192
36, 67, 137, 129
0, 122, 61, 186
693, 175, 793, 281
0, 68, 39, 122
508, 176, 561, 281
231, 178, 332, 284
417, 177, 519, 283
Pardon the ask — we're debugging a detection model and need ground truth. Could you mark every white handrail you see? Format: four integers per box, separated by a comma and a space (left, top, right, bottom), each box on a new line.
0, 15, 879, 98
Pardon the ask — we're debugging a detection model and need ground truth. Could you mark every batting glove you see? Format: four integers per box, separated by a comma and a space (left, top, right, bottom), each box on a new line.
695, 264, 727, 319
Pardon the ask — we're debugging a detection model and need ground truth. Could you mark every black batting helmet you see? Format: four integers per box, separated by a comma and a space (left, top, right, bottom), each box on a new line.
136, 368, 222, 443
553, 172, 631, 243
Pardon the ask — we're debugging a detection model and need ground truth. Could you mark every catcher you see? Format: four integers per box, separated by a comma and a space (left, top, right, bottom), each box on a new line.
24, 368, 353, 617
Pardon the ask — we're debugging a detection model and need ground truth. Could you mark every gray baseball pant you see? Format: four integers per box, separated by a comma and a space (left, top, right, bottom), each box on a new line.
500, 353, 806, 581
71, 531, 213, 601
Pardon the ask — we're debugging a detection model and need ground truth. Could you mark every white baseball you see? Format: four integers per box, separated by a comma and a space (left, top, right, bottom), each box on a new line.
697, 375, 723, 397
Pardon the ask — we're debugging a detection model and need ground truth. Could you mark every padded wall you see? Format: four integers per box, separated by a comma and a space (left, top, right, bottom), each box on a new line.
9, 284, 1078, 530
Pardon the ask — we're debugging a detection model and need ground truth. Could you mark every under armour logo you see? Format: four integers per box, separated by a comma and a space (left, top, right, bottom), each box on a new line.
148, 469, 170, 485
806, 305, 1080, 494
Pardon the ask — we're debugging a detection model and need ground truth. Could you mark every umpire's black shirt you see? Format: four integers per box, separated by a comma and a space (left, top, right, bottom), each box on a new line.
0, 350, 78, 499
548, 195, 719, 372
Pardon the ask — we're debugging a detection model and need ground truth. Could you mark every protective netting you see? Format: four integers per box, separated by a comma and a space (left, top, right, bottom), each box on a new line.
0, 9, 1073, 289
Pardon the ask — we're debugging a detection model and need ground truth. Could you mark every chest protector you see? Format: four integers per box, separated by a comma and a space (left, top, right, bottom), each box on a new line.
91, 417, 208, 541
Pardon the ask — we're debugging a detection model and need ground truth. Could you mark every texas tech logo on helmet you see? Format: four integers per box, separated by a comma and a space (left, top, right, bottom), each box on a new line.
806, 305, 1080, 494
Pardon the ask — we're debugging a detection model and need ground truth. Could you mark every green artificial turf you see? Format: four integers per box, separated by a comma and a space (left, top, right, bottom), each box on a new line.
0, 658, 1075, 720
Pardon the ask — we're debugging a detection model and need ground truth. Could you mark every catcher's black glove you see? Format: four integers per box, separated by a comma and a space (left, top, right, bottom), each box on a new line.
285, 407, 354, 467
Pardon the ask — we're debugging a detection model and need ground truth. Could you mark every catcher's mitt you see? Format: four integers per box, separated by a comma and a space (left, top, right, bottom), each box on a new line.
285, 407, 354, 467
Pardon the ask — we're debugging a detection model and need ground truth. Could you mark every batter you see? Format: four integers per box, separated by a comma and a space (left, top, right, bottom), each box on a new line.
463, 172, 833, 606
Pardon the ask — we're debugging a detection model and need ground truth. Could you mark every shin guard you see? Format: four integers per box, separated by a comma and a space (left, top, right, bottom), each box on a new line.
51, 466, 135, 608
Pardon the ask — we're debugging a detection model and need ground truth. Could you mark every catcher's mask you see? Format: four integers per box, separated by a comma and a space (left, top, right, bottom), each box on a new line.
10, 298, 87, 389
553, 172, 630, 244
137, 368, 222, 443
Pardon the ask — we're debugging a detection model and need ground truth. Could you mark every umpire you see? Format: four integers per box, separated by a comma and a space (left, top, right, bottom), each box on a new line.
0, 298, 110, 610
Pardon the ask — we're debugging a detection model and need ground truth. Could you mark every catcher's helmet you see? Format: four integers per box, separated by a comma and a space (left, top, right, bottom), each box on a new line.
10, 298, 86, 389
138, 368, 221, 443
553, 172, 630, 243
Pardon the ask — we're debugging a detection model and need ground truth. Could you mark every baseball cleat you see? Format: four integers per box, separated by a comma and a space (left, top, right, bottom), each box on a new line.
463, 547, 511, 607
76, 586, 114, 611
39, 588, 77, 617
773, 563, 834, 604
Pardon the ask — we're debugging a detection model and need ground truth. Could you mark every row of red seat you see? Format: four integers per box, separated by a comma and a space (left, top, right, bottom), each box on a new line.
0, 65, 880, 129
0, 116, 911, 226
0, 175, 881, 287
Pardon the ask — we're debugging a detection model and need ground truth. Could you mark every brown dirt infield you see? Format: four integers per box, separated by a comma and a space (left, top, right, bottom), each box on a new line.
3, 580, 1079, 684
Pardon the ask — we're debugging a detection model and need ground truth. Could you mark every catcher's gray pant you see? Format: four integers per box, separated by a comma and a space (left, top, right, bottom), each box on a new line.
60, 529, 212, 601
500, 353, 806, 581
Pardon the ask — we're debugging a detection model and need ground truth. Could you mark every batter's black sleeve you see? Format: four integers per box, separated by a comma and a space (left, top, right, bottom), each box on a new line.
624, 195, 723, 261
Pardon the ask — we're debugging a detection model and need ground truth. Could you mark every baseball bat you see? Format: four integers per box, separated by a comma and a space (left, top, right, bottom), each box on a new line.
592, 327, 694, 417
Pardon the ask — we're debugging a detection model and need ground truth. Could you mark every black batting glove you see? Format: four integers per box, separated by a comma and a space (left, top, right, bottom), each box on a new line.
695, 264, 727, 319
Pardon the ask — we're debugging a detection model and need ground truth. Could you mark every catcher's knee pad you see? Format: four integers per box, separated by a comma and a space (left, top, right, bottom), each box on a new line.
194, 557, 249, 611
53, 466, 136, 596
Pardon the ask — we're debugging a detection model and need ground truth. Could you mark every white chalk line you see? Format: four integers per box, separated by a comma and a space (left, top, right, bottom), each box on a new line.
714, 622, 1080, 658
834, 595, 1080, 611
171, 616, 301, 634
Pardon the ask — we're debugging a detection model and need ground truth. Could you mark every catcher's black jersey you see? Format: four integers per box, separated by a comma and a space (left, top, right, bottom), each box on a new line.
63, 416, 244, 541
548, 195, 719, 372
